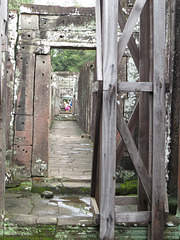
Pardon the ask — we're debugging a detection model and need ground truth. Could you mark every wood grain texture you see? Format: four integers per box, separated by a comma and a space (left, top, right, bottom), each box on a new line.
116, 211, 151, 223
117, 104, 151, 203
116, 101, 139, 168
90, 197, 100, 224
95, 0, 103, 81
115, 196, 138, 206
151, 0, 166, 238
118, 0, 147, 65
99, 0, 118, 239
91, 90, 102, 200
118, 82, 152, 92
178, 119, 180, 216
138, 0, 150, 212
118, 2, 139, 70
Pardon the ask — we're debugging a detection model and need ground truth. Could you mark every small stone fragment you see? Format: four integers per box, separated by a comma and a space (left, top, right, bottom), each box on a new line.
41, 190, 54, 198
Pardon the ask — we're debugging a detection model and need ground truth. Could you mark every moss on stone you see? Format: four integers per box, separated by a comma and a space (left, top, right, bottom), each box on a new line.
5, 181, 32, 194
31, 184, 52, 194
116, 180, 137, 195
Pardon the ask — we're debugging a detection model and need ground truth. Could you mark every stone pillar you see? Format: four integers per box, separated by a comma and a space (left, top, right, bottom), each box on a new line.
32, 54, 51, 177
0, 0, 8, 232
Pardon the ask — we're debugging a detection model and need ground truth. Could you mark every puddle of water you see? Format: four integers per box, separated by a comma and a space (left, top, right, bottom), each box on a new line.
48, 196, 93, 218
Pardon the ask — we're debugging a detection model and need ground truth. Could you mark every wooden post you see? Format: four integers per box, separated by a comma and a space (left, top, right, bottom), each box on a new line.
138, 0, 150, 211
99, 0, 118, 239
151, 0, 166, 238
91, 0, 103, 206
177, 111, 180, 217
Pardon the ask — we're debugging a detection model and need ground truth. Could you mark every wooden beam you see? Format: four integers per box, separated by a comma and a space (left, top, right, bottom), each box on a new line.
99, 0, 118, 239
95, 0, 103, 81
115, 196, 138, 206
118, 0, 147, 65
118, 82, 153, 92
92, 80, 103, 93
118, 2, 139, 70
116, 211, 151, 223
177, 117, 180, 217
151, 0, 166, 238
91, 89, 102, 201
117, 104, 151, 203
116, 101, 139, 168
90, 197, 100, 224
138, 0, 151, 212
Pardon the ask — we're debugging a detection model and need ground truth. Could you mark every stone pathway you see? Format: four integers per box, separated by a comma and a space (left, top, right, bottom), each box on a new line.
48, 120, 93, 183
5, 192, 93, 227
4, 119, 95, 233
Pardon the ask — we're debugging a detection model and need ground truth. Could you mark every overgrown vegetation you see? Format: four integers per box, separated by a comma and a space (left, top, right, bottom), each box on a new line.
9, 0, 34, 10
51, 49, 96, 72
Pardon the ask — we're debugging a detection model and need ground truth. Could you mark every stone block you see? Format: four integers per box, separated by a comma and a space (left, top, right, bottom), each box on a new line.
37, 216, 57, 225
14, 145, 32, 177
20, 30, 40, 41
20, 14, 39, 30
14, 115, 33, 146
15, 54, 35, 115
21, 4, 95, 16
57, 216, 93, 226
8, 214, 38, 226
40, 15, 95, 30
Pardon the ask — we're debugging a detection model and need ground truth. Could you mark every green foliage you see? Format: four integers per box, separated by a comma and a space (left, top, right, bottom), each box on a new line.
116, 166, 137, 183
51, 49, 96, 72
9, 0, 34, 10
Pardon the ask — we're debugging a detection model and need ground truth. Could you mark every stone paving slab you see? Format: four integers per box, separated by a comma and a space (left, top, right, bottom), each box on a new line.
5, 193, 94, 227
49, 120, 93, 183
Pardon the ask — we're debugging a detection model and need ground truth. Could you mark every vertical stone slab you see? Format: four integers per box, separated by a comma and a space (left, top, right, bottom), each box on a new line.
15, 54, 35, 115
32, 55, 51, 177
14, 146, 32, 176
0, 0, 8, 230
14, 115, 33, 146
13, 54, 35, 177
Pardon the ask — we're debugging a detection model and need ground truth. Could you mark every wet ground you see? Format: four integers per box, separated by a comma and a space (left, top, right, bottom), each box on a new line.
5, 192, 93, 227
5, 118, 94, 228
3, 118, 180, 239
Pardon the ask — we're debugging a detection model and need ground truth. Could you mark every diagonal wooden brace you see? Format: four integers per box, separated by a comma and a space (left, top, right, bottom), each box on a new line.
118, 1, 139, 70
118, 0, 147, 66
117, 104, 151, 204
116, 101, 139, 168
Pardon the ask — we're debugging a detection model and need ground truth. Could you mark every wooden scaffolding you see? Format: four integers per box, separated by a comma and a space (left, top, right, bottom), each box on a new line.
91, 0, 167, 239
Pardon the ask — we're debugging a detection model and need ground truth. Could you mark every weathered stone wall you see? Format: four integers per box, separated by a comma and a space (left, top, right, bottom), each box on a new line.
50, 71, 79, 125
168, 0, 180, 201
7, 4, 95, 178
0, 0, 8, 230
77, 63, 94, 137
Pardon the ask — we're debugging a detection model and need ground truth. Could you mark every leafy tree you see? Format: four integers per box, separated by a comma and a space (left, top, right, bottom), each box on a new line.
51, 49, 96, 72
9, 0, 34, 10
